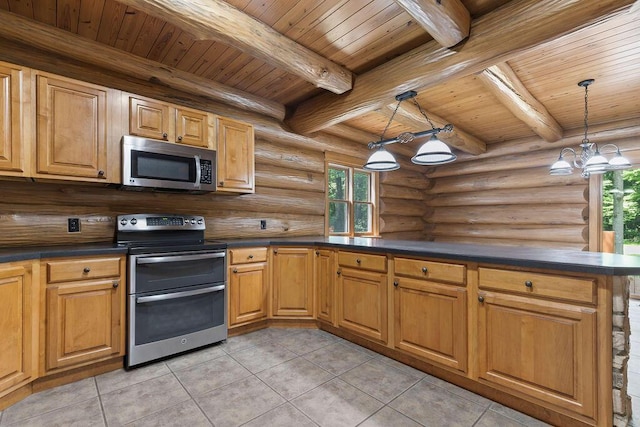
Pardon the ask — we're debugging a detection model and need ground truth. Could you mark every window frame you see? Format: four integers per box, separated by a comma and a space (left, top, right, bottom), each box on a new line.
325, 153, 379, 237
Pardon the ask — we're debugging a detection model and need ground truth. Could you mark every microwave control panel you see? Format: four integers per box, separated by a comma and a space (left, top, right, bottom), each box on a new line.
200, 160, 213, 184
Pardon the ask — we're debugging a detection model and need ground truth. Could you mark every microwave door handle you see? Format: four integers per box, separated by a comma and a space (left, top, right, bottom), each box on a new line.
136, 284, 226, 304
194, 154, 202, 188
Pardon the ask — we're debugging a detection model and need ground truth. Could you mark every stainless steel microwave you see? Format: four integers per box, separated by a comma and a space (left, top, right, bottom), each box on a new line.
122, 136, 216, 193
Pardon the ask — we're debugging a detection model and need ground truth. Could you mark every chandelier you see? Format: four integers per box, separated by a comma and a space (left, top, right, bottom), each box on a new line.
549, 79, 630, 178
363, 91, 456, 171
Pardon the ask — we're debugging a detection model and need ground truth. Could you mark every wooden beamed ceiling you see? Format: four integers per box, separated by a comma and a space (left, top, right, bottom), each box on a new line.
0, 0, 639, 159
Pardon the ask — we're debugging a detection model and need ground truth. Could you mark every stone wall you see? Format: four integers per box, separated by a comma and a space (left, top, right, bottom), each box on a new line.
613, 276, 632, 426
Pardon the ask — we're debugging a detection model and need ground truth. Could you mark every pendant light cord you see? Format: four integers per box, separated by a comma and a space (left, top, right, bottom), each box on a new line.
380, 99, 403, 142
413, 98, 437, 130
583, 82, 590, 144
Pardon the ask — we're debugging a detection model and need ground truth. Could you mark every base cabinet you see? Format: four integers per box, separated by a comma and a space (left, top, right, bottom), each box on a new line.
228, 248, 269, 327
43, 256, 125, 373
272, 247, 314, 317
0, 262, 37, 398
315, 249, 335, 324
477, 290, 597, 419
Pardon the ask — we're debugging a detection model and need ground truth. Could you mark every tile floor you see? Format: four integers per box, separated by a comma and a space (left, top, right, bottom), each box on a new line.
0, 318, 634, 427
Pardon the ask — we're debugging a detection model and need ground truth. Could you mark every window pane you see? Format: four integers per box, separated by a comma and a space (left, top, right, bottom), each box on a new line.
354, 171, 370, 202
328, 167, 348, 201
354, 203, 371, 233
329, 201, 349, 233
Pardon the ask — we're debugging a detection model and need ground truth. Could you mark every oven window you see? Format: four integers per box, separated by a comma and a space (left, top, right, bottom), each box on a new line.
134, 253, 225, 294
132, 150, 195, 182
134, 287, 225, 345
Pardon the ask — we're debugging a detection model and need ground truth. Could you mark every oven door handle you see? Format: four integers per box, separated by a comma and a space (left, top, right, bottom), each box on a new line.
137, 252, 225, 264
136, 284, 225, 304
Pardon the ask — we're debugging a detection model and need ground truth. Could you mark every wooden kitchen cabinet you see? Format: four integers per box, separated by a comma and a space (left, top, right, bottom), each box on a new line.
476, 267, 597, 419
0, 261, 38, 400
216, 116, 254, 193
0, 61, 31, 177
228, 247, 269, 327
36, 73, 120, 183
336, 251, 388, 344
128, 95, 212, 148
393, 257, 467, 372
271, 247, 313, 317
315, 248, 336, 324
43, 255, 125, 373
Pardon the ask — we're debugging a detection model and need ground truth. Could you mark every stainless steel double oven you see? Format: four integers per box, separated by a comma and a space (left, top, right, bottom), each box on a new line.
117, 214, 227, 368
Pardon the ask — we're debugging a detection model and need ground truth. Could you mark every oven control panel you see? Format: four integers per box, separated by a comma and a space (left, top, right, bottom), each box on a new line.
117, 214, 205, 231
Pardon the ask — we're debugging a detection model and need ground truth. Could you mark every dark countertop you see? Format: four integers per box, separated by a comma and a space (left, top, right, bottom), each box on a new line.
2, 237, 640, 276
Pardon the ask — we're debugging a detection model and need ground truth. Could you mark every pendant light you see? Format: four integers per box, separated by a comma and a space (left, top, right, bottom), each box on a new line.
550, 79, 631, 178
364, 91, 455, 171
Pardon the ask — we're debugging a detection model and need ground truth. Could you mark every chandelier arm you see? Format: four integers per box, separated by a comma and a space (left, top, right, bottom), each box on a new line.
368, 127, 447, 149
598, 143, 623, 154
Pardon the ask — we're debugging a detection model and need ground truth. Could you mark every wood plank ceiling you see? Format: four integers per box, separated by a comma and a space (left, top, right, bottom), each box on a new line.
0, 0, 638, 159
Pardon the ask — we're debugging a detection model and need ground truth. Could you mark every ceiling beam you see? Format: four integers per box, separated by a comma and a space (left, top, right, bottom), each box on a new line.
0, 9, 285, 120
287, 0, 634, 135
322, 123, 417, 160
116, 0, 353, 94
393, 0, 470, 47
381, 103, 486, 155
478, 63, 563, 142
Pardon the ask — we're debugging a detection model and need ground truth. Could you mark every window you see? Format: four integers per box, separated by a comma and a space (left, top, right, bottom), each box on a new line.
326, 159, 377, 236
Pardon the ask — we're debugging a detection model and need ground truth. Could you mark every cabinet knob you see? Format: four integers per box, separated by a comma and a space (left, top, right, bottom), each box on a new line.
356, 258, 361, 264
162, 132, 168, 139
177, 135, 183, 141
219, 181, 224, 186
478, 295, 485, 303
97, 170, 105, 177
233, 268, 238, 273
393, 281, 399, 287
525, 280, 533, 288
112, 281, 119, 288
83, 267, 91, 273
315, 250, 320, 256
248, 254, 254, 259
273, 249, 278, 254
421, 266, 428, 274
337, 270, 341, 276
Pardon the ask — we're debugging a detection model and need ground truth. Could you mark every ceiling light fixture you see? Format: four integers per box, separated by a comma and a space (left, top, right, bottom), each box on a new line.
363, 91, 456, 171
550, 79, 631, 178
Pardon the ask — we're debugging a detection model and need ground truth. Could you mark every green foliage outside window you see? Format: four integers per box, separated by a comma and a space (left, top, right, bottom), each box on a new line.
602, 169, 640, 243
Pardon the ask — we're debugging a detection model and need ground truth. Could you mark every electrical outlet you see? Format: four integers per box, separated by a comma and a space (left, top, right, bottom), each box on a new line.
260, 220, 267, 230
68, 218, 80, 233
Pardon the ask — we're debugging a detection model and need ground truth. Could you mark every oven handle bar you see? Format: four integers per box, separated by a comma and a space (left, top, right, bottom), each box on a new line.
136, 252, 225, 264
136, 284, 225, 304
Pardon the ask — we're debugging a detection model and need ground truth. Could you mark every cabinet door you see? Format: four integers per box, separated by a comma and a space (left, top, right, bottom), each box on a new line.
216, 116, 254, 193
337, 267, 387, 343
272, 248, 313, 317
0, 264, 36, 396
394, 277, 467, 372
228, 262, 268, 326
129, 96, 173, 141
46, 279, 123, 371
176, 108, 209, 148
477, 291, 596, 418
315, 249, 335, 324
36, 75, 109, 181
0, 62, 30, 176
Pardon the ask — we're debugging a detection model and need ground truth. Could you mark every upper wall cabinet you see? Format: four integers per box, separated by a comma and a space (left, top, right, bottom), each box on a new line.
216, 116, 255, 193
35, 73, 121, 183
127, 95, 213, 149
0, 61, 31, 177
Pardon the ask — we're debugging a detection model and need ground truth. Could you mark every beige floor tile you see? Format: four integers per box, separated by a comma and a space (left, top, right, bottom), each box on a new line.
275, 329, 337, 355
124, 399, 212, 427
358, 406, 422, 427
173, 354, 251, 396
257, 357, 334, 400
195, 376, 285, 427
229, 340, 298, 373
101, 373, 190, 426
242, 403, 318, 427
1, 397, 104, 427
165, 343, 227, 372
96, 362, 170, 395
291, 378, 384, 427
339, 358, 422, 403
303, 342, 374, 376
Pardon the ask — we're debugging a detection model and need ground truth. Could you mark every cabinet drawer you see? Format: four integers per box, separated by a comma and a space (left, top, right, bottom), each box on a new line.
46, 257, 122, 284
338, 251, 386, 272
479, 267, 596, 304
394, 257, 465, 285
229, 247, 268, 265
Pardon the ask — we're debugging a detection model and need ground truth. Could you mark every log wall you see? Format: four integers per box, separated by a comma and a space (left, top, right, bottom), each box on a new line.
423, 127, 640, 250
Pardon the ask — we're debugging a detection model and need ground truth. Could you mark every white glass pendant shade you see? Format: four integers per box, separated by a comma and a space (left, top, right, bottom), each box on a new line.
549, 157, 573, 175
608, 151, 632, 170
411, 135, 456, 165
363, 147, 400, 171
583, 152, 609, 174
